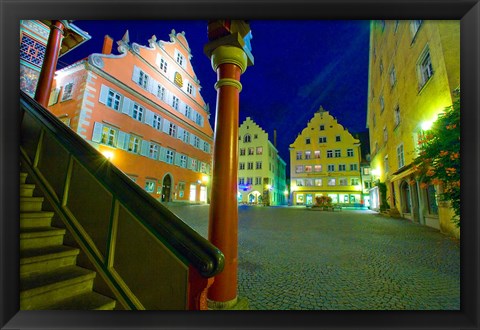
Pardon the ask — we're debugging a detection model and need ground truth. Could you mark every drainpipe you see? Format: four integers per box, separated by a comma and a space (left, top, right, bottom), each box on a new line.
34, 20, 65, 107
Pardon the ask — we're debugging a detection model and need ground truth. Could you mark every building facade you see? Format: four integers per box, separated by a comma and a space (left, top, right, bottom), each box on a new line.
237, 117, 287, 206
289, 107, 363, 206
48, 30, 214, 204
366, 20, 460, 237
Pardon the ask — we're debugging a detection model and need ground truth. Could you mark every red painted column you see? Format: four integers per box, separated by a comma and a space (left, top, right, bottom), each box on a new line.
207, 62, 243, 306
34, 20, 65, 107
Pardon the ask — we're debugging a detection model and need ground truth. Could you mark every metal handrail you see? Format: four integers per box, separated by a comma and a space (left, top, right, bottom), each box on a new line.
20, 90, 224, 278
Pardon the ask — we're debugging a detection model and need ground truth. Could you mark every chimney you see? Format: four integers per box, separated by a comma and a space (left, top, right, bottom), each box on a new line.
274, 129, 277, 148
102, 35, 114, 55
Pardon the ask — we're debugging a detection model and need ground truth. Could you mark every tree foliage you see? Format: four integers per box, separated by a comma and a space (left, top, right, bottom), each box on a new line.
413, 93, 460, 226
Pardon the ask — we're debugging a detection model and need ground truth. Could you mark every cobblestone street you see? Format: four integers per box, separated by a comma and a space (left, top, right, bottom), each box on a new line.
167, 204, 460, 311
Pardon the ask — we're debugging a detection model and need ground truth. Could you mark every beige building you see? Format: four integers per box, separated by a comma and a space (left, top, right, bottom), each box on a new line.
289, 107, 363, 206
366, 20, 459, 238
237, 117, 287, 206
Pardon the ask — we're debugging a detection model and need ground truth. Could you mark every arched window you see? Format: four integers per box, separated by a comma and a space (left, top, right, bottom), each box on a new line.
244, 134, 251, 143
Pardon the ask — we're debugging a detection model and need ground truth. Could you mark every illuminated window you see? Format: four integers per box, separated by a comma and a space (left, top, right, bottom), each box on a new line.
101, 126, 117, 147
296, 165, 304, 173
305, 165, 312, 173
296, 179, 304, 186
314, 165, 322, 172
339, 178, 348, 186
305, 151, 311, 159
145, 181, 155, 193
256, 147, 263, 155
315, 179, 322, 186
128, 135, 141, 153
328, 178, 336, 186
248, 147, 254, 155
314, 150, 320, 158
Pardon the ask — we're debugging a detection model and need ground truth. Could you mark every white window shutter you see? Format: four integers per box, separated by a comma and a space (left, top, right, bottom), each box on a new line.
140, 140, 150, 156
159, 146, 167, 162
189, 133, 195, 146
117, 131, 129, 150
91, 122, 103, 142
177, 127, 184, 140
122, 97, 133, 115
99, 84, 109, 104
164, 90, 172, 105
177, 100, 184, 114
145, 109, 154, 126
187, 157, 193, 170
174, 153, 181, 166
162, 119, 170, 134
132, 66, 140, 84
155, 54, 161, 68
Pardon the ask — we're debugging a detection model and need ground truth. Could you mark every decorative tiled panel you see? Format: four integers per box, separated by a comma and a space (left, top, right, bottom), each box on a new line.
20, 34, 46, 67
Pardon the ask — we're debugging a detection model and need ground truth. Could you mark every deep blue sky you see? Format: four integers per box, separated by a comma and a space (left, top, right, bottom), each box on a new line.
60, 20, 370, 170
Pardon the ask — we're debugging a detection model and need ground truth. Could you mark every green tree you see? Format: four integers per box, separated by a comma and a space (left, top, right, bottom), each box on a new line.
413, 93, 460, 227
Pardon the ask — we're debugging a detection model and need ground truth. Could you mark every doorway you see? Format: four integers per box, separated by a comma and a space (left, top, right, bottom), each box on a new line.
161, 174, 172, 202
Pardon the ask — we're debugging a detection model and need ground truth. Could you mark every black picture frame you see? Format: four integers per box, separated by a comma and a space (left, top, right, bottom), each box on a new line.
1, 0, 479, 329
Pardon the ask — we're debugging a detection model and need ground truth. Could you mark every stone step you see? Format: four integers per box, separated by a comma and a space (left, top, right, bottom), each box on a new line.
20, 245, 80, 275
20, 172, 28, 184
20, 197, 44, 212
20, 184, 36, 197
41, 291, 116, 310
20, 227, 66, 250
20, 266, 96, 310
20, 211, 55, 229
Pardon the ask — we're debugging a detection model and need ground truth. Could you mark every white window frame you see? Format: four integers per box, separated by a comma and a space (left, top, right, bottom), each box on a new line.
397, 144, 405, 169
132, 104, 144, 122
61, 82, 74, 101
418, 46, 434, 88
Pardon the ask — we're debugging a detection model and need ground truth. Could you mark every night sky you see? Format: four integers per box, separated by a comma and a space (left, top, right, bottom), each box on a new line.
60, 20, 371, 174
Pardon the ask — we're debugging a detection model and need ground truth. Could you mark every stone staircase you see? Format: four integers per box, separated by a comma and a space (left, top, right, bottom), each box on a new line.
20, 171, 116, 310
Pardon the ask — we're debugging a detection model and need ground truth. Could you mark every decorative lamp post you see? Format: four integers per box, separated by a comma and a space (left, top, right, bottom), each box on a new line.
204, 20, 254, 310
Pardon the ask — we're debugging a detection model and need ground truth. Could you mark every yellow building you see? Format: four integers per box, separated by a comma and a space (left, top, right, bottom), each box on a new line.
289, 107, 363, 206
366, 20, 459, 238
238, 117, 287, 206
